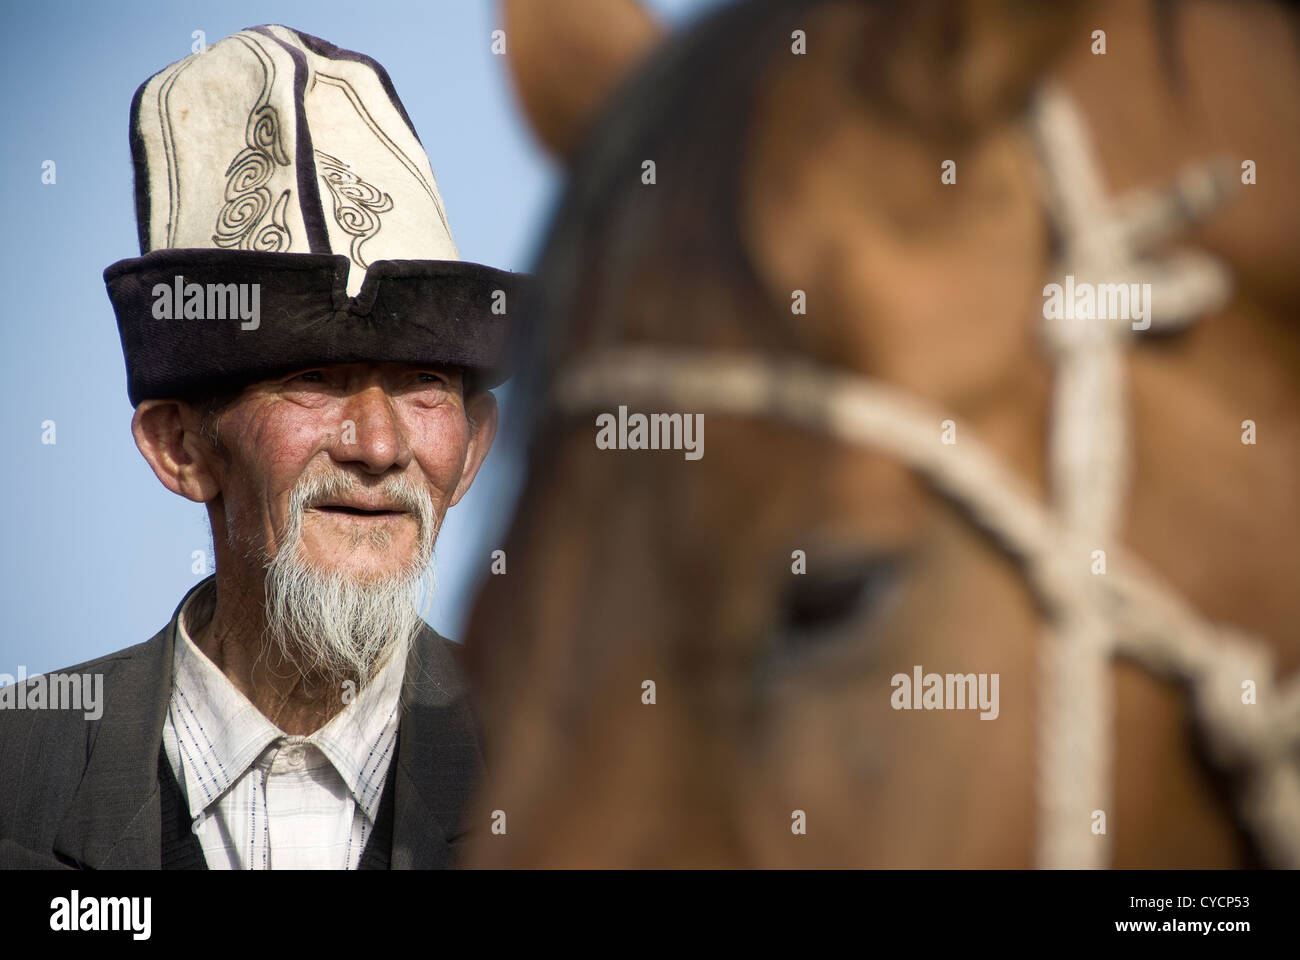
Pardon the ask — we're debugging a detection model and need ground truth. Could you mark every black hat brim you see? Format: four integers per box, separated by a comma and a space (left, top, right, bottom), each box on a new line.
106, 249, 528, 405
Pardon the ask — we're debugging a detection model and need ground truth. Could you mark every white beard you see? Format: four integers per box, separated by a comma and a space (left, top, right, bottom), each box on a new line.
259, 469, 437, 687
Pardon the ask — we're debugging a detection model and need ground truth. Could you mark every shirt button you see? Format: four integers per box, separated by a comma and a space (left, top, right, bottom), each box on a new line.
288, 746, 305, 766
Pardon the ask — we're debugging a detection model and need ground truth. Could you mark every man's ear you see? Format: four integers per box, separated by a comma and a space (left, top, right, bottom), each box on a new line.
502, 0, 662, 161
450, 390, 500, 507
132, 399, 223, 504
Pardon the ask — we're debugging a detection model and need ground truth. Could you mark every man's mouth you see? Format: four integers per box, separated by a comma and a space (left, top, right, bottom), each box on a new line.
310, 502, 409, 519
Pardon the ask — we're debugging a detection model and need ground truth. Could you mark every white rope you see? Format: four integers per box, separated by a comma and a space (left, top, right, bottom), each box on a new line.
546, 86, 1300, 868
1029, 83, 1237, 867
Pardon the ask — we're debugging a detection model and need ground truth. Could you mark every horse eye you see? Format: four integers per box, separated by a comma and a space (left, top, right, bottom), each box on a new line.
768, 554, 904, 664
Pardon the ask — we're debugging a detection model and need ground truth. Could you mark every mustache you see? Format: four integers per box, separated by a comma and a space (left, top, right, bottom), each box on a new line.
243, 467, 440, 575
291, 470, 433, 526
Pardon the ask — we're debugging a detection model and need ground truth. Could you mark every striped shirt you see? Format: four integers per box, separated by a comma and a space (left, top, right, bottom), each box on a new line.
161, 578, 404, 869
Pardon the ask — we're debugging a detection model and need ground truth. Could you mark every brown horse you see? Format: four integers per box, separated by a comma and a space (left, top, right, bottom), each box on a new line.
463, 0, 1300, 867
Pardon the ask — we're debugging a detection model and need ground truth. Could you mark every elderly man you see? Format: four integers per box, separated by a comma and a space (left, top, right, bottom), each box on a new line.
0, 26, 521, 869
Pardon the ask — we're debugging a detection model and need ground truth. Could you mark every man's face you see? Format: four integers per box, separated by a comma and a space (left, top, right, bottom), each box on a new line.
208, 361, 485, 582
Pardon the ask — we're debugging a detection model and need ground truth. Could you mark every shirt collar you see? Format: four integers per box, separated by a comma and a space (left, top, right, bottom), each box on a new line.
168, 578, 406, 824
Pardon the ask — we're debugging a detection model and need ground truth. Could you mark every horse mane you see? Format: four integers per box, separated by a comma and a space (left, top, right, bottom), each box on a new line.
508, 0, 814, 445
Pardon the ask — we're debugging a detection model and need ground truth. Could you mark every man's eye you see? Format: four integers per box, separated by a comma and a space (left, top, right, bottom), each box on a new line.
294, 371, 325, 383
414, 372, 452, 387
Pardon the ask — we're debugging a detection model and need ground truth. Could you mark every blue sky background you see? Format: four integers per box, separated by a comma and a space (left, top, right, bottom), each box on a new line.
0, 0, 725, 676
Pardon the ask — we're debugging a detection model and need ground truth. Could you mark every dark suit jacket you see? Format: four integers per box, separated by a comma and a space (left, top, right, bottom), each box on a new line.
0, 577, 484, 869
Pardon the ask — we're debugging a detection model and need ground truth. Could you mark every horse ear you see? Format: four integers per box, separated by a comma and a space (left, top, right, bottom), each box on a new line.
501, 0, 662, 161
867, 1, 1088, 135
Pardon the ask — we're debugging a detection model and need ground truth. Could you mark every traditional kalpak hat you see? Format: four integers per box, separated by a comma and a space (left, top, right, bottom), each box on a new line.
105, 25, 526, 405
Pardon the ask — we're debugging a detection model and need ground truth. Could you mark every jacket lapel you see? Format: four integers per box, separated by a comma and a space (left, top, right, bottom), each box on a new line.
51, 578, 193, 868
390, 625, 485, 868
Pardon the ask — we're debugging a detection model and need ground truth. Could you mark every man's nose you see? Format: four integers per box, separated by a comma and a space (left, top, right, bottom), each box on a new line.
334, 385, 413, 474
